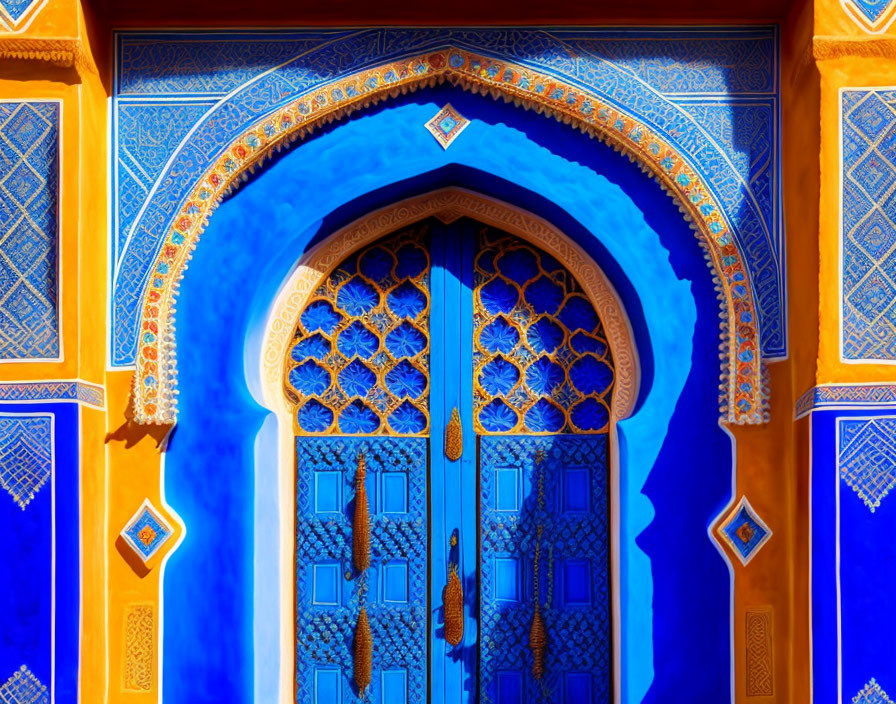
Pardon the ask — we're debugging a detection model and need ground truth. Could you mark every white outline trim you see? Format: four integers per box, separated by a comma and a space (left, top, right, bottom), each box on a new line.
155, 451, 186, 704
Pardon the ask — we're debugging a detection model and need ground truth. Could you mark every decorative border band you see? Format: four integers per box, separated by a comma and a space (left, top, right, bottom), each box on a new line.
795, 383, 896, 419
0, 380, 105, 409
130, 47, 765, 427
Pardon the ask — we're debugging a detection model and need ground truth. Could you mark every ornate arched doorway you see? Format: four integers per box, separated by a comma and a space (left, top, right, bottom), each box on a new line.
283, 215, 618, 704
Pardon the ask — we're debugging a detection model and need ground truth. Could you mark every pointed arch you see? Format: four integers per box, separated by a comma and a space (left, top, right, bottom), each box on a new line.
130, 48, 763, 425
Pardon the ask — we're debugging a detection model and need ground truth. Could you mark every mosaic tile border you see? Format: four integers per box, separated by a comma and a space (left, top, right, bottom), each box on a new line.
795, 383, 896, 419
0, 0, 46, 31
0, 380, 104, 409
130, 49, 764, 427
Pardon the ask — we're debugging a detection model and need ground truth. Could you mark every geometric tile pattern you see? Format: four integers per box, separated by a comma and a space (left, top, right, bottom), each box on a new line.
717, 496, 772, 565
424, 104, 469, 149
841, 90, 896, 359
111, 28, 783, 366
0, 414, 51, 510
0, 665, 48, 704
0, 102, 59, 359
853, 678, 895, 704
120, 499, 173, 562
474, 228, 614, 434
838, 417, 896, 512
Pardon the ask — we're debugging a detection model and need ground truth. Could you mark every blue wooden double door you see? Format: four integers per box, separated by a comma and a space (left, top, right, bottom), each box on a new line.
289, 218, 613, 704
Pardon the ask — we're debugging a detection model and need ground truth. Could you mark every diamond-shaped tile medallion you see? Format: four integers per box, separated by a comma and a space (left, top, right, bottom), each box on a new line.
854, 678, 895, 704
120, 499, 173, 563
717, 496, 772, 565
424, 104, 469, 150
0, 665, 47, 704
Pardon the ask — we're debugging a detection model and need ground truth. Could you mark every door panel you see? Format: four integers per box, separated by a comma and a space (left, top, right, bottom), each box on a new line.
479, 436, 611, 704
295, 437, 428, 704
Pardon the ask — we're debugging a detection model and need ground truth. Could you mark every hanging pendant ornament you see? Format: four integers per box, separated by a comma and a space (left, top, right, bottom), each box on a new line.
445, 407, 463, 461
443, 533, 464, 646
353, 453, 370, 573
354, 606, 373, 692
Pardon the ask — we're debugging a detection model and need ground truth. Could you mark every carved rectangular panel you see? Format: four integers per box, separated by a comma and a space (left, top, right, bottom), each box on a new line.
745, 607, 773, 697
479, 435, 610, 703
295, 437, 426, 704
123, 604, 154, 691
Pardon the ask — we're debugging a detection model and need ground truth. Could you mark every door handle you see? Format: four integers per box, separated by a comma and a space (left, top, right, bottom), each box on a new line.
443, 532, 464, 646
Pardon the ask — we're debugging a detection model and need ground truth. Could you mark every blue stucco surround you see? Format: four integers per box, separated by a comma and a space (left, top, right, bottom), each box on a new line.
111, 27, 784, 367
161, 88, 734, 703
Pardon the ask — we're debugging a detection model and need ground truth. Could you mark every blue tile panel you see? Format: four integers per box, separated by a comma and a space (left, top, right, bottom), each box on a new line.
0, 405, 79, 704
842, 90, 896, 359
111, 27, 784, 366
811, 409, 896, 703
0, 415, 51, 510
480, 435, 610, 704
839, 417, 896, 512
295, 437, 425, 704
0, 102, 59, 360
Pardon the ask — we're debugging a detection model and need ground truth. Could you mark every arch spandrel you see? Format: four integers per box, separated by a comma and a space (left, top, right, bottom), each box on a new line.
128, 49, 765, 426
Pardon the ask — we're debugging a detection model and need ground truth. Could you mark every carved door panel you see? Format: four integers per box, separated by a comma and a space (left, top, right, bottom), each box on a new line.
287, 220, 612, 704
473, 230, 613, 704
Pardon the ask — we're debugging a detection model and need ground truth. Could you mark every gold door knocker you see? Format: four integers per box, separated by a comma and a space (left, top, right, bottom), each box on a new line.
443, 532, 464, 646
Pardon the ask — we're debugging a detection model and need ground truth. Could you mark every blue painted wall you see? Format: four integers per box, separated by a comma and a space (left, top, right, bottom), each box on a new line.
165, 86, 733, 703
811, 408, 896, 703
0, 401, 79, 703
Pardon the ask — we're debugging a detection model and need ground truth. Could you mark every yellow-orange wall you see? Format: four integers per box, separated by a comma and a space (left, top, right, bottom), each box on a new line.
3, 0, 890, 702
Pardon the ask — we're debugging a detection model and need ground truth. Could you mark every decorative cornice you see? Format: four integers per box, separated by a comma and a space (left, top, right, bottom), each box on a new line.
0, 37, 92, 75
814, 36, 896, 61
128, 48, 765, 426
795, 383, 896, 419
259, 188, 639, 425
